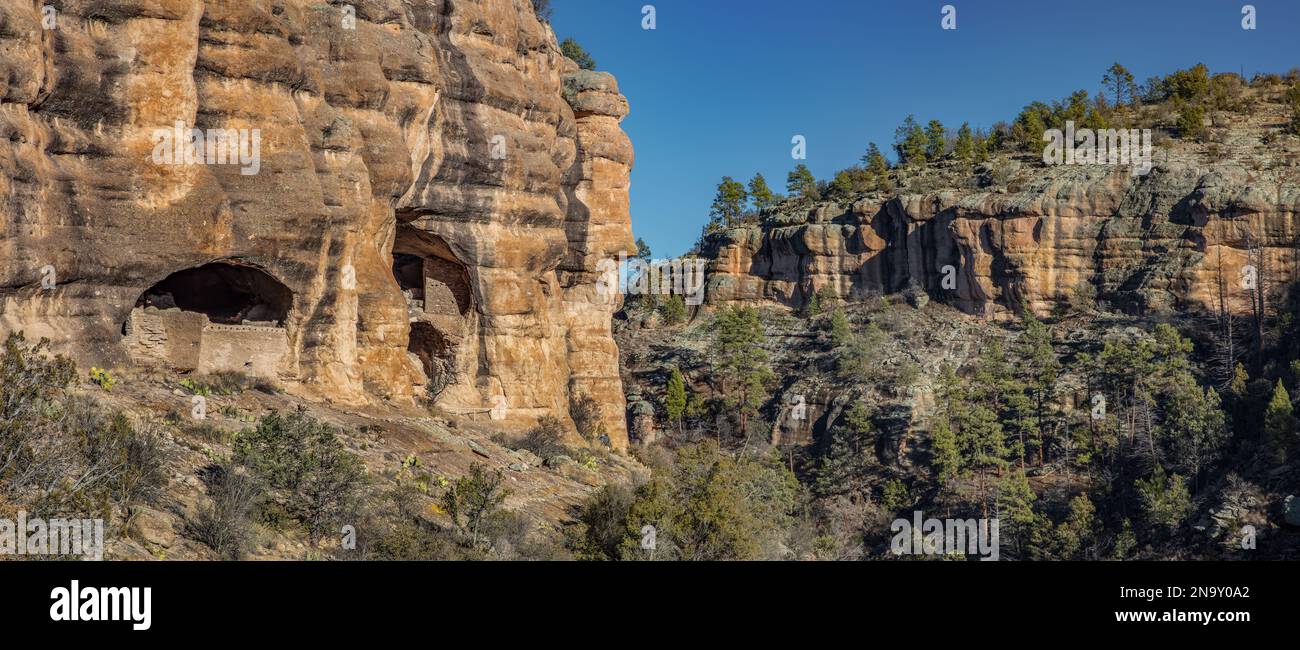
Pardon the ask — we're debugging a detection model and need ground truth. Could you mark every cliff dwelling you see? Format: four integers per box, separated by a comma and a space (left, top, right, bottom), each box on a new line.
393, 225, 474, 397
122, 261, 293, 377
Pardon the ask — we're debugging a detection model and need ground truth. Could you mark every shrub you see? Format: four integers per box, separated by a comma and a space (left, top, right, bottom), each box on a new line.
81, 413, 170, 509
89, 367, 115, 391
568, 483, 635, 560
0, 332, 75, 489
570, 394, 607, 443
659, 294, 687, 325
519, 416, 567, 459
560, 38, 595, 70
442, 464, 510, 550
1177, 104, 1206, 140
191, 460, 264, 560
199, 371, 251, 395
233, 412, 366, 544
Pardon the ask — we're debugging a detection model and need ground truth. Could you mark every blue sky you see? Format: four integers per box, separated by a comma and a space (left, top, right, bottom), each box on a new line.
550, 0, 1300, 258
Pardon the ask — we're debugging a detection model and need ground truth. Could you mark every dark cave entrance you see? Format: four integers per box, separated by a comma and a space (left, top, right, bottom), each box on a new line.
135, 261, 293, 325
392, 225, 473, 397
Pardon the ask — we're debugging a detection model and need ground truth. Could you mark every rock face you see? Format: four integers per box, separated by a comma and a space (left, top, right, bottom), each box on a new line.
704, 153, 1300, 320
0, 1, 634, 449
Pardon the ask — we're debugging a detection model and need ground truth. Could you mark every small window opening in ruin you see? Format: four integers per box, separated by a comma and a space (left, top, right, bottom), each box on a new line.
134, 261, 292, 326
392, 253, 426, 299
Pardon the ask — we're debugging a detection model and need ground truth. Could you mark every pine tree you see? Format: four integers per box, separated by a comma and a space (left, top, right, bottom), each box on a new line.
1111, 518, 1137, 559
712, 306, 775, 436
894, 115, 928, 166
747, 173, 775, 211
786, 164, 817, 200
709, 176, 748, 228
925, 120, 947, 160
665, 367, 687, 434
1017, 311, 1060, 465
1102, 62, 1137, 106
953, 122, 975, 162
1134, 466, 1191, 533
1229, 363, 1249, 398
861, 142, 891, 191
1264, 379, 1295, 459
1051, 495, 1098, 560
931, 418, 962, 484
995, 470, 1041, 559
828, 308, 851, 347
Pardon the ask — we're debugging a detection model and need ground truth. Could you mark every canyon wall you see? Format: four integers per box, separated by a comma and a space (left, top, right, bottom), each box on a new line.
704, 156, 1300, 319
0, 0, 634, 449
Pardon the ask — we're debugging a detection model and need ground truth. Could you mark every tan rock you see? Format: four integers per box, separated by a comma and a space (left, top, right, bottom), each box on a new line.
0, 0, 634, 449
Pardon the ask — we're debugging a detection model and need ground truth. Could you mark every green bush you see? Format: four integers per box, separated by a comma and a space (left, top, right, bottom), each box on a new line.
441, 463, 510, 550
1177, 104, 1206, 140
191, 460, 264, 560
233, 412, 365, 543
560, 38, 595, 70
567, 440, 803, 560
0, 332, 75, 490
658, 294, 687, 325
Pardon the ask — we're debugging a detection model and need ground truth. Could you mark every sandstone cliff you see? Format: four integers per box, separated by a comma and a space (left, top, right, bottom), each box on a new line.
703, 99, 1300, 320
0, 0, 634, 448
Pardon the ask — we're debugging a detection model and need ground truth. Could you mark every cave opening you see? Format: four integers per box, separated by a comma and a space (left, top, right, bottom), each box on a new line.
392, 226, 473, 397
135, 261, 292, 326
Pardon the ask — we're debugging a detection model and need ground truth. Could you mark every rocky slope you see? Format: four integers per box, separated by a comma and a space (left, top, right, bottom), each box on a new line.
703, 92, 1300, 319
0, 0, 634, 448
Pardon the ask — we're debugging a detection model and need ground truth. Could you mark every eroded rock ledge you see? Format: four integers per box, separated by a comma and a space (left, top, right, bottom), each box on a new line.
704, 147, 1300, 319
0, 0, 634, 449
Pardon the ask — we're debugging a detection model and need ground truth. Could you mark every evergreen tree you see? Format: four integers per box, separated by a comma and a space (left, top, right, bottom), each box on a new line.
747, 173, 775, 211
931, 418, 962, 485
953, 122, 975, 162
709, 176, 748, 228
560, 38, 596, 70
995, 470, 1042, 559
1163, 376, 1228, 488
1017, 312, 1060, 465
1264, 379, 1295, 459
1051, 495, 1099, 560
786, 164, 818, 200
925, 119, 947, 160
659, 294, 687, 325
1102, 62, 1137, 106
635, 237, 652, 260
1012, 102, 1050, 151
712, 306, 775, 436
1229, 362, 1249, 398
861, 142, 891, 191
1112, 518, 1137, 559
836, 322, 886, 383
665, 367, 688, 434
893, 115, 928, 166
1134, 466, 1191, 533
1177, 104, 1206, 140
828, 309, 851, 347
